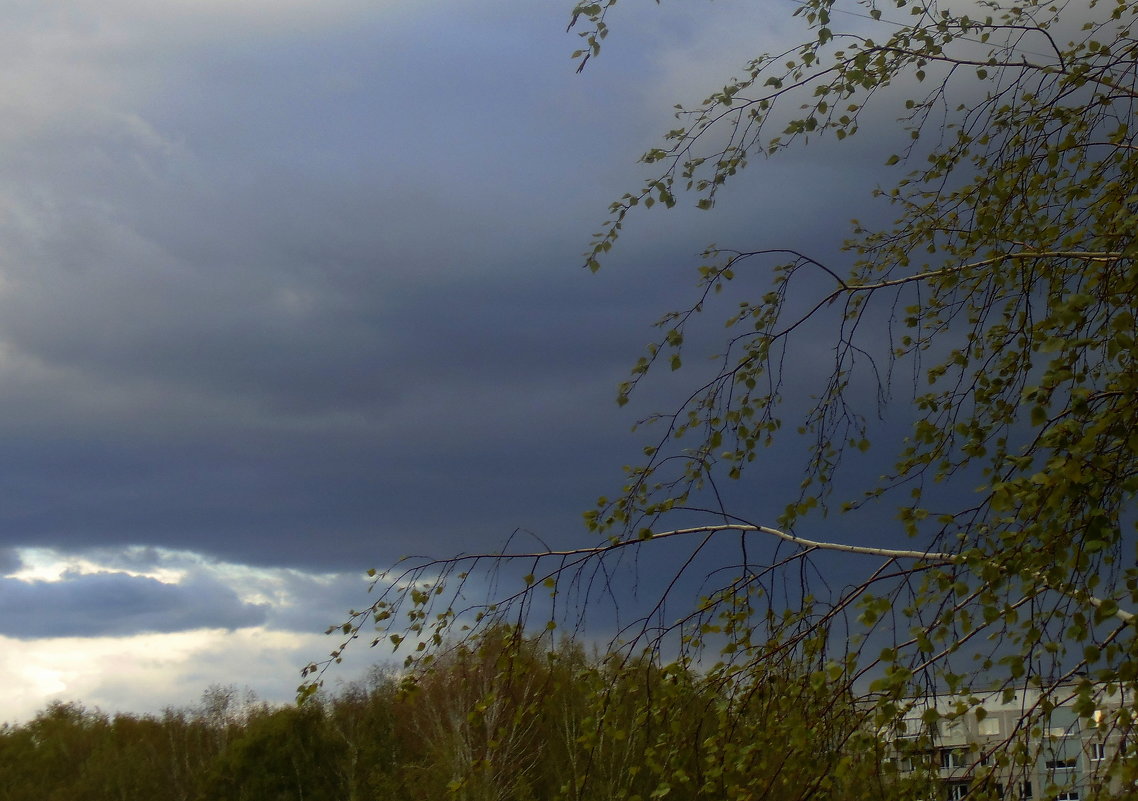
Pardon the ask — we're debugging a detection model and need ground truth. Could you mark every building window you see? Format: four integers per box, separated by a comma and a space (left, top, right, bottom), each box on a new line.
1089, 742, 1106, 762
884, 756, 908, 772
1054, 792, 1079, 801
946, 781, 970, 801
977, 716, 1001, 736
1021, 781, 1032, 799
941, 748, 968, 770
1045, 757, 1078, 773
1048, 709, 1079, 738
901, 714, 935, 738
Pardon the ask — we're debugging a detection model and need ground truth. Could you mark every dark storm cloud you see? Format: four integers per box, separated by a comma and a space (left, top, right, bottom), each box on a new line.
0, 5, 638, 569
0, 570, 267, 639
0, 0, 912, 580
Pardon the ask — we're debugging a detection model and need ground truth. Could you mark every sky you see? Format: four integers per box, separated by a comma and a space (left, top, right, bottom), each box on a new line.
0, 0, 950, 723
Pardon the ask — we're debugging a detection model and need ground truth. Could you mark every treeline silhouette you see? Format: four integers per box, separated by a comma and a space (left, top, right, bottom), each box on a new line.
0, 627, 897, 801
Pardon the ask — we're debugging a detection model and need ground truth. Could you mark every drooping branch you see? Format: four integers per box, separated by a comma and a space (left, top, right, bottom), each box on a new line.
402, 523, 954, 564
646, 523, 955, 562
551, 522, 1138, 630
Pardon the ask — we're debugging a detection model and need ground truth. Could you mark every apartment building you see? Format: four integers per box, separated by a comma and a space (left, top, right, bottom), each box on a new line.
888, 684, 1132, 801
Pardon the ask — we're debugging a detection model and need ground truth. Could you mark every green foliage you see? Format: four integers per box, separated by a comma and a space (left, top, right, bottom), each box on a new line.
396, 626, 555, 801
0, 680, 408, 801
568, 0, 1138, 738
0, 641, 900, 801
0, 702, 106, 801
377, 627, 900, 801
202, 705, 346, 801
318, 1, 1138, 799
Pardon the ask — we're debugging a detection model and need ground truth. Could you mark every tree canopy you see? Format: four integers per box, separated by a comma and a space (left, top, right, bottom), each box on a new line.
313, 1, 1138, 798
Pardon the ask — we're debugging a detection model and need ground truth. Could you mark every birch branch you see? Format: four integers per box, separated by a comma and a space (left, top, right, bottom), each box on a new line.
386, 522, 1135, 627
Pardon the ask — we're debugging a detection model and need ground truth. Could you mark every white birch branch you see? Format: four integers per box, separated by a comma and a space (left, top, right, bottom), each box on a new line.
395, 522, 1135, 626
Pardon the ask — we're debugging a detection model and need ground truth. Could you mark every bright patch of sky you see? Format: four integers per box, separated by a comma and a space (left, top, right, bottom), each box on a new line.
0, 627, 358, 724
0, 546, 384, 722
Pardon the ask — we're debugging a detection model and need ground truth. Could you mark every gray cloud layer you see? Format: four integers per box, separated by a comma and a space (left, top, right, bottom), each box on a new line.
0, 571, 267, 638
0, 0, 915, 657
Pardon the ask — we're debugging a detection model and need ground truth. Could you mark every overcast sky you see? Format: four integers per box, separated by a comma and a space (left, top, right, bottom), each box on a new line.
0, 0, 941, 722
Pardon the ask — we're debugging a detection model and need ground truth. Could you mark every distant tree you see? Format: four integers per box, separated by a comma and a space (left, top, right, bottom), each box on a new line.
67, 713, 184, 801
0, 716, 40, 801
202, 704, 346, 801
316, 0, 1138, 798
195, 684, 259, 753
157, 705, 228, 801
383, 625, 892, 801
0, 702, 108, 801
324, 668, 407, 801
0, 691, 394, 801
395, 626, 559, 801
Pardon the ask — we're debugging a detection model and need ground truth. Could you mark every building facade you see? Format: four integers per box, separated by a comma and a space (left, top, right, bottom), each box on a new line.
888, 685, 1132, 801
